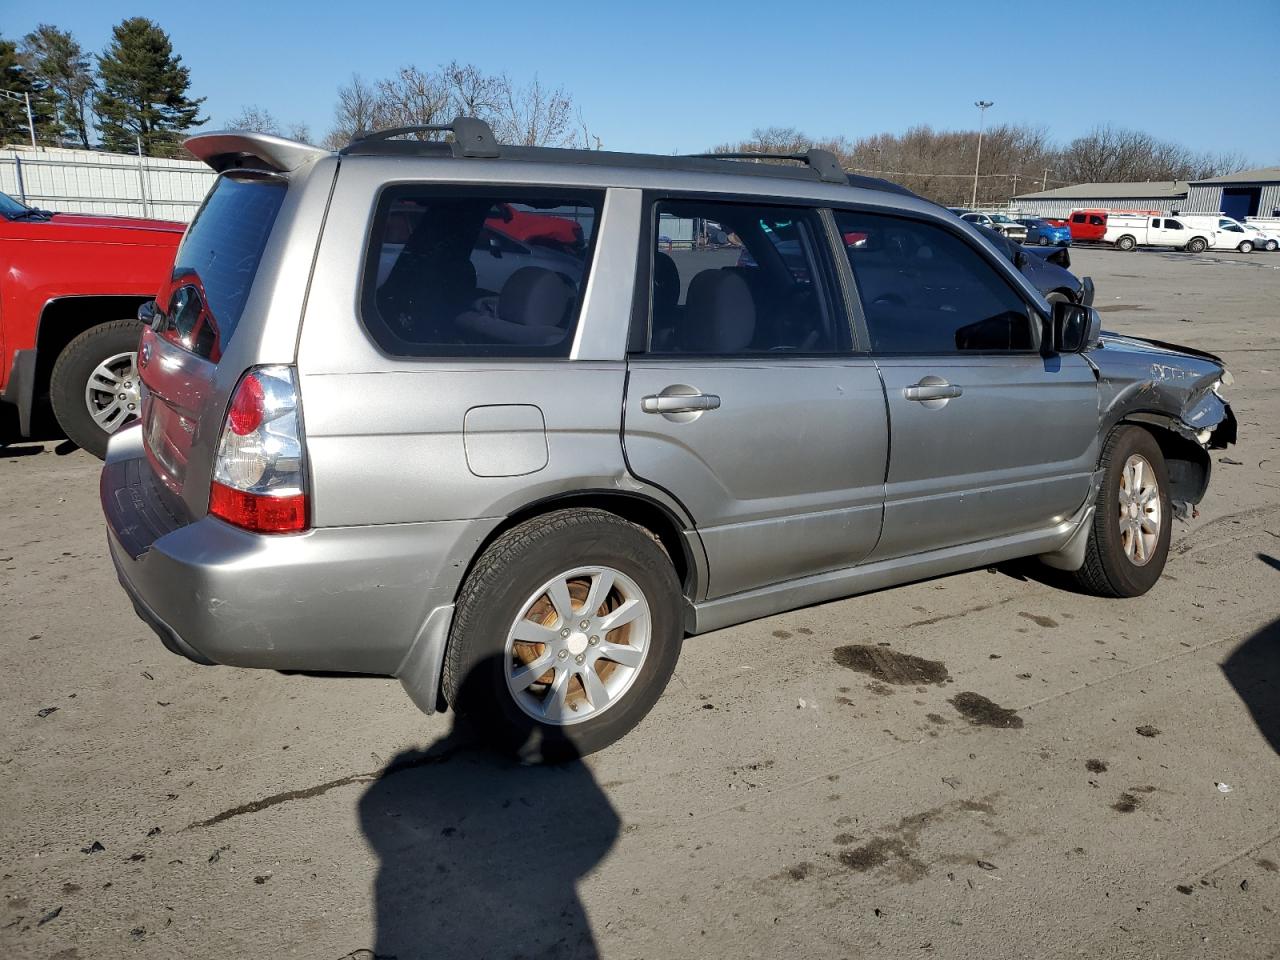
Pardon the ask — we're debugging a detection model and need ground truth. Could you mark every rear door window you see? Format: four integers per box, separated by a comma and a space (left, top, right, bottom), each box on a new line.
834, 209, 1034, 354
361, 187, 602, 358
644, 199, 847, 355
159, 175, 287, 361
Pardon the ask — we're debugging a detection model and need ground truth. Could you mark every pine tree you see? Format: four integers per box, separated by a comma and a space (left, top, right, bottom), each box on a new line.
21, 25, 95, 149
93, 18, 205, 156
0, 34, 57, 146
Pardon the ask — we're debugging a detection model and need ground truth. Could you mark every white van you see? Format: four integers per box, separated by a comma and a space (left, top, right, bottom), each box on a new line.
1173, 214, 1265, 252
1103, 214, 1215, 253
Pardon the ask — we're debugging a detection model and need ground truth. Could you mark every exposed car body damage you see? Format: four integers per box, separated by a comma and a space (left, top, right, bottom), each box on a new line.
1085, 331, 1237, 517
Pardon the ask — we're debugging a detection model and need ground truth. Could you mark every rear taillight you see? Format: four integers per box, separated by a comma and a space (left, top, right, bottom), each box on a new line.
209, 366, 308, 534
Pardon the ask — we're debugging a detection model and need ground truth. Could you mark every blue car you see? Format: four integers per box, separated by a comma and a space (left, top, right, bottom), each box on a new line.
1015, 217, 1071, 247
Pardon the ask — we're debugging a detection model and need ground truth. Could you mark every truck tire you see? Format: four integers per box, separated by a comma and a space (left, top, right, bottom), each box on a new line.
49, 319, 144, 459
1115, 235, 1137, 251
1072, 426, 1172, 599
1186, 237, 1208, 254
443, 508, 683, 762
1238, 241, 1254, 253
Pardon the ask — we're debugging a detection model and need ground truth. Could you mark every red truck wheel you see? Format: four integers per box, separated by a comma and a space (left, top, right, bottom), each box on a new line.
49, 320, 145, 459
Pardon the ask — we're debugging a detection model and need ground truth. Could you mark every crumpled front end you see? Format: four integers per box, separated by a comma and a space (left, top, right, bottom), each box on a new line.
1088, 333, 1237, 516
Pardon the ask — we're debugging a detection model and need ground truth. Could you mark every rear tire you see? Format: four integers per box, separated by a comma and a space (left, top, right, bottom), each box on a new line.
1238, 241, 1254, 253
1072, 426, 1172, 598
442, 509, 683, 762
1116, 235, 1137, 251
1038, 235, 1050, 246
49, 320, 144, 460
1187, 236, 1208, 254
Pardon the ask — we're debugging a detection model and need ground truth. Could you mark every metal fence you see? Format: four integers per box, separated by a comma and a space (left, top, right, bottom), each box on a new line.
0, 145, 214, 222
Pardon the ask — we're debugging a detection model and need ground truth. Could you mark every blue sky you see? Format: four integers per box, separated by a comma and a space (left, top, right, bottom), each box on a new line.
9, 0, 1279, 165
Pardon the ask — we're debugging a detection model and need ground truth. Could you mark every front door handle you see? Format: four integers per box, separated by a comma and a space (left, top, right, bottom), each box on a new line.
903, 378, 962, 402
641, 393, 721, 414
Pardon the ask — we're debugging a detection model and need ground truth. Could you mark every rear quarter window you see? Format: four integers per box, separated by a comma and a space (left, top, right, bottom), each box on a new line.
360, 186, 603, 358
160, 175, 287, 361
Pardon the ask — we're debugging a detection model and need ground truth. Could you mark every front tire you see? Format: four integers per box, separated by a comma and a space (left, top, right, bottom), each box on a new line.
1073, 426, 1172, 598
49, 320, 144, 459
1238, 241, 1254, 253
1266, 239, 1279, 252
443, 509, 683, 761
1038, 235, 1050, 246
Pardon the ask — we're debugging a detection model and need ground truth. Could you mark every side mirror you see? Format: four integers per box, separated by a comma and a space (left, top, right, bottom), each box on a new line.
1046, 300, 1101, 354
1013, 248, 1028, 269
137, 299, 160, 329
487, 235, 504, 259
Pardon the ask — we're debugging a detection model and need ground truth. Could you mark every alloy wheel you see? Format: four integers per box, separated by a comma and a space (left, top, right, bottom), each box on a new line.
1118, 453, 1161, 566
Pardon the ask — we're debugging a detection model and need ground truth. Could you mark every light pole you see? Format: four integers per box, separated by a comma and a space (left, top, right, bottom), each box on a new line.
0, 89, 37, 147
971, 99, 993, 208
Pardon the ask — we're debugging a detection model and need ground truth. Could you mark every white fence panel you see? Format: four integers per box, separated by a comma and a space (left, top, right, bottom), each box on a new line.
0, 145, 215, 223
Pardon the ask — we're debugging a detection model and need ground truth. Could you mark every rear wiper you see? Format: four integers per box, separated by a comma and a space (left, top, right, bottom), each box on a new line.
10, 209, 51, 221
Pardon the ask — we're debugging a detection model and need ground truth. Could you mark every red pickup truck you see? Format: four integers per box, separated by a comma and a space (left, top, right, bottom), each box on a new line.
0, 191, 183, 458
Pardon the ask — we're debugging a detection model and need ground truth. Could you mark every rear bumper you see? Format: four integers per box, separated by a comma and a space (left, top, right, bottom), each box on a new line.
102, 424, 498, 684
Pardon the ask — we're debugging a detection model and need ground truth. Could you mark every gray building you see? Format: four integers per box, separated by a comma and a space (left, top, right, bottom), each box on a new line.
1011, 181, 1187, 218
1178, 167, 1280, 220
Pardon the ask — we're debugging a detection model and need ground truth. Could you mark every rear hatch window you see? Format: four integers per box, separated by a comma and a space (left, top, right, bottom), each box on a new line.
141, 174, 287, 499
156, 175, 287, 360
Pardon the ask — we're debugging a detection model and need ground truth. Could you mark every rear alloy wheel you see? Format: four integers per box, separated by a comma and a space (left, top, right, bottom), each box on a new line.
1116, 235, 1137, 251
443, 509, 682, 761
49, 319, 144, 459
1238, 241, 1254, 253
1187, 237, 1208, 254
1072, 426, 1172, 598
1038, 235, 1050, 246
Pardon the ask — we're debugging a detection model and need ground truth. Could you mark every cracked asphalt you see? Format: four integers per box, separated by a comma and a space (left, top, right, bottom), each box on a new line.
3, 247, 1279, 959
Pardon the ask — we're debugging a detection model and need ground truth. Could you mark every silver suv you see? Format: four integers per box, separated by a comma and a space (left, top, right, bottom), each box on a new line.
102, 118, 1237, 759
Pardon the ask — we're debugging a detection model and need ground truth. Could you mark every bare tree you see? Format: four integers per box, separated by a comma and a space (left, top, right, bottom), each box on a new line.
497, 75, 575, 147
323, 63, 584, 148
324, 73, 380, 148
227, 104, 279, 135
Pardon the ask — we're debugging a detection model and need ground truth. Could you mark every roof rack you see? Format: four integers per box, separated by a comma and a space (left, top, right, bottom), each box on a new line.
684, 149, 847, 185
342, 116, 500, 158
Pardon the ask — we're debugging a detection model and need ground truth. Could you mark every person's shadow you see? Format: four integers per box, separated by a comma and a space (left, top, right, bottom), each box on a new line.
1220, 556, 1280, 758
356, 657, 620, 960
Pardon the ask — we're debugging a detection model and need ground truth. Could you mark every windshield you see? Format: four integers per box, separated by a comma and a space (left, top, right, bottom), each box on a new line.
989, 214, 1014, 224
0, 191, 33, 218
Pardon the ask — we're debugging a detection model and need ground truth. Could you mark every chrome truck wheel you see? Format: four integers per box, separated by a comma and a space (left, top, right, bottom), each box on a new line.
85, 351, 141, 434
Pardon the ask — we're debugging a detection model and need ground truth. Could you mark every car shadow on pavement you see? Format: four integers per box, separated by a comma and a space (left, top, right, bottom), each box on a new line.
1221, 567, 1280, 757
356, 658, 619, 960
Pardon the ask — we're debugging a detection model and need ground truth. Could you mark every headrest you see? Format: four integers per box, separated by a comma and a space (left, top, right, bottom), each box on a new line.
653, 251, 680, 315
499, 267, 572, 327
683, 269, 754, 353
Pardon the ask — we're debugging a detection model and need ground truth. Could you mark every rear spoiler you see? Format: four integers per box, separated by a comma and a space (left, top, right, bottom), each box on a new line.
184, 131, 328, 175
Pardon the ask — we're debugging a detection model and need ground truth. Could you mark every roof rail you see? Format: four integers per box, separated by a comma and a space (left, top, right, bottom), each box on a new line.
684, 148, 847, 185
342, 116, 500, 158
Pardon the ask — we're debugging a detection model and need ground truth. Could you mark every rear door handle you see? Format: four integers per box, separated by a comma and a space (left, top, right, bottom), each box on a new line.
903, 380, 962, 402
641, 393, 721, 414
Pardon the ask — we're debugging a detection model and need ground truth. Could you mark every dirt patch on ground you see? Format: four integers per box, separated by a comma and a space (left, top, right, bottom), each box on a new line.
1086, 759, 1108, 773
1018, 612, 1059, 628
832, 645, 950, 686
1136, 725, 1161, 738
949, 692, 1023, 729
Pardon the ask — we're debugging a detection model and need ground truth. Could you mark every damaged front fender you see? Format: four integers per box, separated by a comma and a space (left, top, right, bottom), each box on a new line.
1086, 332, 1237, 516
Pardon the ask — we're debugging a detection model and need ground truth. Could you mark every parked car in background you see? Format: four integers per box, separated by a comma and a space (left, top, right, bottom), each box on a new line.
1068, 210, 1109, 242
102, 121, 1237, 760
1104, 214, 1216, 253
1015, 217, 1072, 246
975, 225, 1092, 304
1245, 223, 1280, 252
1172, 215, 1265, 253
960, 211, 1028, 242
0, 190, 183, 457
